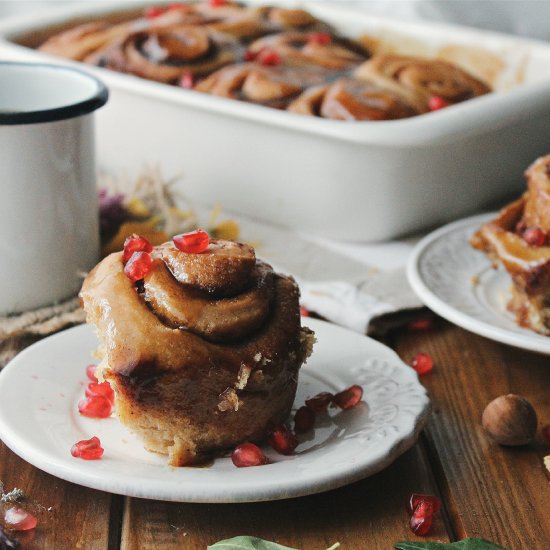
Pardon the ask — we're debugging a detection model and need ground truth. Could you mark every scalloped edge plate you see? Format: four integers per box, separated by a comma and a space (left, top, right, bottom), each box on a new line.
0, 318, 430, 502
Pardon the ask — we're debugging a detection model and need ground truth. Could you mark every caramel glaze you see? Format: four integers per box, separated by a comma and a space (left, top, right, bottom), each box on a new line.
80, 240, 314, 465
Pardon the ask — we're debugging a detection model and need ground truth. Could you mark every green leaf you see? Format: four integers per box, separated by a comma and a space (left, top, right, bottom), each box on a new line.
394, 538, 508, 550
207, 536, 298, 550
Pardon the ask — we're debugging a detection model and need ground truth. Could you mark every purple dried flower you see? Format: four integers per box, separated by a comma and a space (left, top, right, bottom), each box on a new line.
98, 188, 128, 243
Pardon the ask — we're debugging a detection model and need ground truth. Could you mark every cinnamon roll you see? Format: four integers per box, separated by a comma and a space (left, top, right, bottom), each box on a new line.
471, 155, 550, 335
80, 237, 314, 466
288, 78, 420, 121
195, 62, 329, 108
246, 31, 370, 71
355, 54, 490, 112
85, 24, 244, 82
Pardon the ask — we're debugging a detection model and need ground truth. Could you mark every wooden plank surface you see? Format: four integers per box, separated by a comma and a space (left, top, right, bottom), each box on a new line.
0, 441, 118, 550
120, 445, 449, 550
391, 320, 550, 550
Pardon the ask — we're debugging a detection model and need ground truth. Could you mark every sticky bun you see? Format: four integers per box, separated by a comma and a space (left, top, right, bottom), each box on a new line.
80, 237, 315, 465
471, 154, 550, 335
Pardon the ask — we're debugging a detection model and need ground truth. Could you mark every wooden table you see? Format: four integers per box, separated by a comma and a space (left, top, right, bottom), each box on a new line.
1, 316, 549, 549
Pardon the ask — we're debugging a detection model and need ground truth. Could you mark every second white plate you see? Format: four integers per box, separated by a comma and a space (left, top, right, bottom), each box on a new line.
0, 318, 430, 503
407, 213, 550, 355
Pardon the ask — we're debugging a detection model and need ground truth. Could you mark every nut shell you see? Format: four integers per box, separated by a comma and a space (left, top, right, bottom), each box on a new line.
481, 394, 537, 446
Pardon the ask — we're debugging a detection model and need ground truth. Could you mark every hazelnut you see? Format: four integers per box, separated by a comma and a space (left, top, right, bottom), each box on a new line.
482, 394, 537, 446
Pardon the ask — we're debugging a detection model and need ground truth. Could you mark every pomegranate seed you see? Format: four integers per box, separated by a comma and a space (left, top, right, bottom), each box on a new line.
299, 305, 310, 317
407, 318, 434, 331
86, 364, 98, 382
144, 6, 165, 18
257, 49, 281, 66
122, 234, 153, 263
542, 424, 550, 446
86, 381, 115, 404
4, 507, 37, 531
124, 251, 153, 282
523, 227, 547, 247
409, 499, 435, 536
428, 95, 449, 111
308, 32, 332, 46
294, 406, 315, 433
231, 442, 269, 467
179, 72, 194, 89
70, 436, 104, 460
78, 396, 112, 418
333, 385, 363, 409
173, 229, 209, 253
305, 391, 334, 413
244, 50, 257, 62
407, 493, 442, 515
267, 424, 299, 455
411, 353, 433, 376
209, 0, 225, 6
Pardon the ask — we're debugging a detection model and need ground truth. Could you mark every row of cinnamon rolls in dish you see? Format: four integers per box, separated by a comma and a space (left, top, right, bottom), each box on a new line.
39, 1, 491, 121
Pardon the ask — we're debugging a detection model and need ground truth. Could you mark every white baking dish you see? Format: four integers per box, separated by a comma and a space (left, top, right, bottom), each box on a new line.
2, 1, 550, 241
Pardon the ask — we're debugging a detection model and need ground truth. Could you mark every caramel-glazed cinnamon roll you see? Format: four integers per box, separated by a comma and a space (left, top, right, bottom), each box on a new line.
195, 62, 329, 107
355, 54, 490, 112
288, 78, 419, 121
471, 155, 550, 335
247, 31, 370, 71
80, 238, 315, 466
85, 25, 244, 82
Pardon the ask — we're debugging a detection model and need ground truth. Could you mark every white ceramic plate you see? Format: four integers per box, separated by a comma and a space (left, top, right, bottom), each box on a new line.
407, 213, 550, 355
0, 318, 429, 503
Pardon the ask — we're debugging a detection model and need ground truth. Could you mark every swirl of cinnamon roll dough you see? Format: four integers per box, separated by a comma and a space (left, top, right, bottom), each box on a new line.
246, 31, 370, 71
80, 238, 314, 466
288, 78, 420, 121
354, 54, 490, 112
195, 62, 329, 107
84, 24, 245, 82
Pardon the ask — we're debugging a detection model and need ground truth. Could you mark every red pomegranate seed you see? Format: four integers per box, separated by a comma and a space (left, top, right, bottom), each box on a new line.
407, 493, 442, 515
267, 424, 299, 455
144, 5, 165, 18
4, 507, 37, 531
305, 391, 334, 413
179, 72, 194, 89
86, 381, 115, 404
409, 499, 435, 536
78, 396, 112, 418
428, 95, 450, 111
209, 0, 226, 6
257, 49, 281, 66
70, 436, 104, 460
244, 50, 258, 61
124, 251, 153, 282
122, 234, 153, 263
308, 32, 332, 46
333, 385, 363, 409
408, 317, 434, 331
299, 305, 310, 317
523, 227, 547, 247
411, 353, 433, 376
542, 424, 550, 446
173, 229, 210, 253
294, 406, 315, 433
86, 364, 98, 382
231, 442, 269, 467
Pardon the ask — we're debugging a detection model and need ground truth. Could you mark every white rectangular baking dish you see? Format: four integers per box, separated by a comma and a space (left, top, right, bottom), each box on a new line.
2, 1, 550, 241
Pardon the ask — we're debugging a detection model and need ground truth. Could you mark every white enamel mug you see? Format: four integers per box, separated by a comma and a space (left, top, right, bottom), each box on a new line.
0, 62, 108, 314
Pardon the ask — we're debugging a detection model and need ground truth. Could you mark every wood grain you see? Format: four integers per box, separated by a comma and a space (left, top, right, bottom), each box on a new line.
120, 445, 450, 549
392, 321, 550, 550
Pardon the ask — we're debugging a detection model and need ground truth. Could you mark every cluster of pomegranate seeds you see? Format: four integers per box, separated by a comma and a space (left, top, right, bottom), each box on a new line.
124, 251, 153, 282
78, 396, 112, 418
122, 234, 153, 262
305, 391, 333, 412
294, 406, 315, 434
307, 32, 332, 46
173, 229, 210, 253
523, 226, 547, 247
71, 436, 104, 460
231, 442, 269, 467
542, 424, 550, 446
179, 72, 194, 89
428, 95, 450, 111
267, 424, 299, 455
257, 48, 282, 66
333, 385, 363, 409
3, 508, 37, 532
411, 353, 434, 376
407, 493, 441, 536
86, 381, 115, 404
